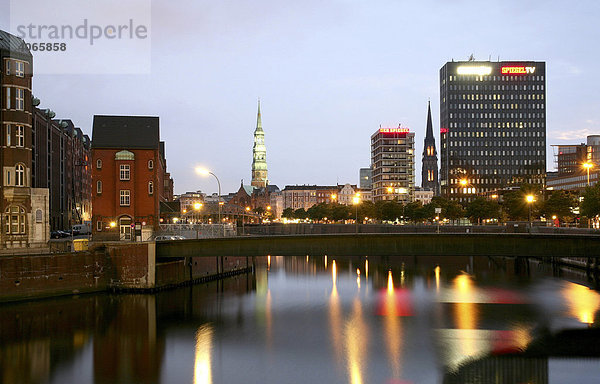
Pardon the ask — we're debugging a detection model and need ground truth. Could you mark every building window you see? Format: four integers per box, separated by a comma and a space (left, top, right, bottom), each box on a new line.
6, 170, 10, 185
15, 61, 24, 77
15, 88, 24, 111
97, 221, 103, 231
6, 125, 10, 146
96, 159, 102, 169
5, 59, 9, 75
15, 164, 25, 186
35, 209, 43, 223
6, 88, 10, 109
148, 159, 153, 169
148, 181, 153, 195
120, 164, 130, 180
97, 180, 102, 194
120, 190, 130, 206
16, 125, 24, 147
4, 206, 26, 234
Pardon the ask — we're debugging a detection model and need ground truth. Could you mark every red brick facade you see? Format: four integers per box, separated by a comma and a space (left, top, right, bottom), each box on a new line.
92, 148, 165, 239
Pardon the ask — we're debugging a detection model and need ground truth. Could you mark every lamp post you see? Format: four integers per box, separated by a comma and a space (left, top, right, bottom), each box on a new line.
196, 168, 222, 236
526, 194, 535, 232
583, 162, 593, 186
353, 195, 360, 233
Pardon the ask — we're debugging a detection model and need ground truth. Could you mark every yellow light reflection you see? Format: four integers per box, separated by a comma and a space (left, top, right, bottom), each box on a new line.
435, 266, 440, 292
329, 269, 343, 368
345, 298, 368, 384
387, 270, 394, 293
563, 282, 600, 324
365, 259, 369, 279
332, 260, 337, 286
267, 255, 271, 270
452, 274, 479, 358
306, 255, 309, 263
194, 324, 213, 384
384, 270, 402, 379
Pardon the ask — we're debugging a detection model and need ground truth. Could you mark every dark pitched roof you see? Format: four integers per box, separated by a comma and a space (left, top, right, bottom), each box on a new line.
0, 30, 32, 59
92, 115, 160, 149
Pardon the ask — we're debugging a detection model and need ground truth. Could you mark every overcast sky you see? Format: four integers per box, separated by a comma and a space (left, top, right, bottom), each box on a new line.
2, 0, 599, 195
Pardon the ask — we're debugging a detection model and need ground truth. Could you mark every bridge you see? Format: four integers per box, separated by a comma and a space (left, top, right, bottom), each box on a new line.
155, 232, 600, 259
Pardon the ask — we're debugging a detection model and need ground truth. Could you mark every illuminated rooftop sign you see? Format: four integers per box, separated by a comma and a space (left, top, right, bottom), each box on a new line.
501, 66, 536, 75
440, 128, 449, 133
379, 128, 410, 134
456, 66, 492, 76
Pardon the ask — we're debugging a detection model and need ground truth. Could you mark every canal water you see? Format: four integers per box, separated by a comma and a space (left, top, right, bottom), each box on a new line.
1, 255, 600, 384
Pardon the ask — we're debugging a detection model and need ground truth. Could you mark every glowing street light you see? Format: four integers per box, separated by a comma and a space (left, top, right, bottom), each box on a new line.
583, 162, 594, 186
526, 194, 535, 230
196, 168, 222, 234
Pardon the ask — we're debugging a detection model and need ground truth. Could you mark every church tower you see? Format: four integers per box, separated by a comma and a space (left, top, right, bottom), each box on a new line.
422, 101, 439, 195
251, 100, 268, 188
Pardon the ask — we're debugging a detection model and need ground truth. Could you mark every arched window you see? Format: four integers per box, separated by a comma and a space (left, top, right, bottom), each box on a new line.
96, 159, 102, 169
148, 159, 154, 170
15, 164, 25, 186
148, 181, 154, 195
97, 180, 102, 194
4, 206, 26, 234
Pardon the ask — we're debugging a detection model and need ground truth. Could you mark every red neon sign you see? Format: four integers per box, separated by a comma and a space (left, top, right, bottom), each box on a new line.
501, 66, 536, 75
379, 128, 410, 134
440, 128, 449, 133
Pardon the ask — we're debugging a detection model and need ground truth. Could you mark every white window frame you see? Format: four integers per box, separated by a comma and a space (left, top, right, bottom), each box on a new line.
96, 159, 102, 169
6, 125, 10, 146
15, 125, 24, 147
6, 88, 10, 109
148, 159, 153, 169
15, 164, 24, 186
5, 59, 10, 75
96, 221, 103, 231
119, 164, 130, 181
148, 180, 153, 195
15, 61, 24, 77
15, 88, 24, 111
120, 190, 130, 206
97, 180, 102, 194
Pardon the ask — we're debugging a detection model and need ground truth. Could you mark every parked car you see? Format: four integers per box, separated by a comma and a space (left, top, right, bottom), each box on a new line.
50, 230, 70, 239
72, 224, 91, 235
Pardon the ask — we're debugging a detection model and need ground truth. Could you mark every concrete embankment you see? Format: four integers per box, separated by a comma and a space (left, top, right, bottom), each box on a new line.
0, 242, 251, 303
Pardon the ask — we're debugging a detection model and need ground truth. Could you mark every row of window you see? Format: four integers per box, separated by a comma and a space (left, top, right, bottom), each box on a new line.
447, 84, 545, 91
452, 103, 544, 110
449, 141, 545, 148
4, 88, 25, 110
5, 125, 25, 147
447, 75, 545, 82
5, 59, 25, 77
447, 122, 545, 129
450, 93, 544, 101
449, 160, 544, 170
96, 159, 154, 170
96, 182, 154, 198
448, 112, 545, 120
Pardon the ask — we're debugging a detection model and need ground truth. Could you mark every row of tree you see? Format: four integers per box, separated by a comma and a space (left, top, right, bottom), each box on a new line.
281, 184, 600, 224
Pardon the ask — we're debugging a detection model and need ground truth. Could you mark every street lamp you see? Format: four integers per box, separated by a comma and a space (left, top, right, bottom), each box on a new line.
353, 195, 360, 233
583, 162, 593, 186
194, 202, 202, 224
526, 194, 535, 230
196, 168, 222, 235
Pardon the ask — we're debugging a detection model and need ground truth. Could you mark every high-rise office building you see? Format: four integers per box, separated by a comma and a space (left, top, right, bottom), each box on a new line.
439, 61, 546, 201
421, 101, 439, 195
359, 167, 372, 189
371, 126, 415, 202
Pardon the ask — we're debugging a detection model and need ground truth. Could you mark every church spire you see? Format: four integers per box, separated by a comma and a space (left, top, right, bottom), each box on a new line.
425, 100, 434, 141
251, 99, 268, 188
422, 100, 439, 195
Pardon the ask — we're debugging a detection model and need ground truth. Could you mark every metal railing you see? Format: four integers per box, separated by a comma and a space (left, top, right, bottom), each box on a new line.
157, 223, 236, 239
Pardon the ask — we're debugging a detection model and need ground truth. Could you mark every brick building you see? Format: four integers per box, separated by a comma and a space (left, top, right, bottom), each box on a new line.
31, 109, 92, 230
92, 116, 173, 241
1, 30, 49, 249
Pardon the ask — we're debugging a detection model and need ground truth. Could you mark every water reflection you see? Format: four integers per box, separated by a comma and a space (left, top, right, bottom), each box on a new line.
1, 256, 600, 384
193, 324, 213, 384
562, 282, 600, 324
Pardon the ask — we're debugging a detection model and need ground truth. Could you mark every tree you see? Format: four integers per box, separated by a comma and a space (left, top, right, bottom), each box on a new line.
404, 201, 425, 222
357, 201, 376, 222
375, 200, 403, 222
282, 208, 295, 219
581, 184, 600, 218
330, 204, 351, 221
542, 190, 576, 223
293, 208, 307, 220
502, 185, 542, 221
443, 199, 465, 221
466, 197, 499, 224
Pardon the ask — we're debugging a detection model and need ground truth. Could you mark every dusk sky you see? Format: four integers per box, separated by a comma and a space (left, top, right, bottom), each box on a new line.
2, 0, 599, 195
